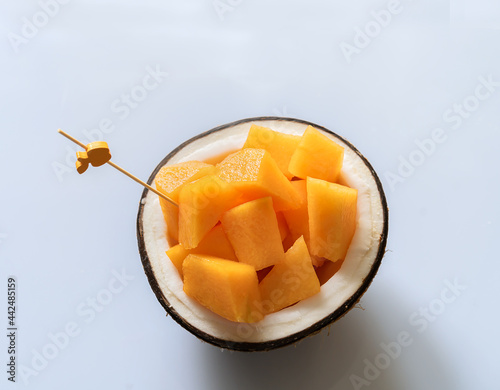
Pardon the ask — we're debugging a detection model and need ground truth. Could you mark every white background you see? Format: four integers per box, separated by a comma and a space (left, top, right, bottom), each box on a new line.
1, 1, 499, 389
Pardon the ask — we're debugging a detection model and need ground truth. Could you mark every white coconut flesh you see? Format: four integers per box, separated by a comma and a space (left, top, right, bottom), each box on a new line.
140, 119, 385, 344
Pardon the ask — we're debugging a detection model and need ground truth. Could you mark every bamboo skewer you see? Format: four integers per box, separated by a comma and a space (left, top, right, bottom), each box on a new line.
57, 129, 178, 207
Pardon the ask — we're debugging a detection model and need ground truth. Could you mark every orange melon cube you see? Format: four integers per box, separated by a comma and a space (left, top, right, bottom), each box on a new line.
288, 126, 344, 182
166, 224, 237, 279
161, 202, 180, 245
242, 124, 301, 179
307, 177, 357, 262
178, 175, 241, 249
221, 197, 285, 270
259, 236, 320, 314
155, 161, 215, 243
282, 180, 309, 245
183, 254, 263, 323
217, 148, 300, 211
165, 244, 190, 279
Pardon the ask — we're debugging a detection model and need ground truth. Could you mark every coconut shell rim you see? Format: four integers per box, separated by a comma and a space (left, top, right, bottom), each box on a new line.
136, 116, 389, 352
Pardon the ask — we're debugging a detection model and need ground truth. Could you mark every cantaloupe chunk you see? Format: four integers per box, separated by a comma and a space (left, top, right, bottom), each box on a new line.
183, 254, 263, 323
288, 126, 344, 182
178, 175, 241, 249
242, 124, 301, 179
221, 197, 285, 270
155, 161, 215, 243
166, 224, 237, 279
282, 180, 309, 245
259, 236, 320, 314
217, 149, 300, 211
165, 244, 190, 279
307, 177, 357, 262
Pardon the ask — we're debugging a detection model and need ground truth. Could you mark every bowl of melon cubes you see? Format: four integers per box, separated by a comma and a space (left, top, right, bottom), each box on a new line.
137, 117, 388, 351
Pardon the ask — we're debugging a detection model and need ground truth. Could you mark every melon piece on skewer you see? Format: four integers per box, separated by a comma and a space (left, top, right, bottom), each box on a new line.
155, 161, 215, 243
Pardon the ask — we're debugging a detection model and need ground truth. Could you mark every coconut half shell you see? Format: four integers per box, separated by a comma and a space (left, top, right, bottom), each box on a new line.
137, 117, 388, 351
